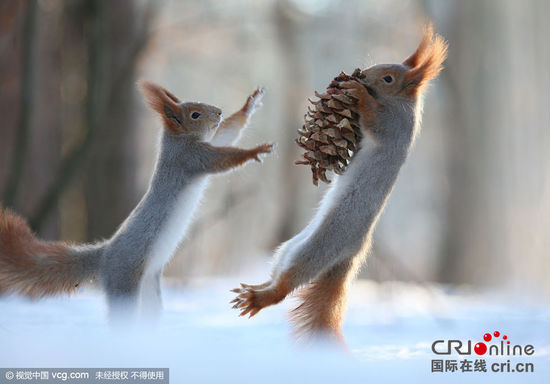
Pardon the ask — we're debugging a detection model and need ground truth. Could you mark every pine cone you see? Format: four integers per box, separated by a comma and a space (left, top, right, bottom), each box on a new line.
295, 68, 367, 185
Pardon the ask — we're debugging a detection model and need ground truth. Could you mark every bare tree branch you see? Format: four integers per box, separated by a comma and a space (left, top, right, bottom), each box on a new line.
29, 1, 154, 232
29, 0, 107, 230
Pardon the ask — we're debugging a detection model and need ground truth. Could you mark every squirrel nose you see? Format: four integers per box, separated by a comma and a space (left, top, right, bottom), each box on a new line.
211, 107, 221, 116
210, 109, 222, 121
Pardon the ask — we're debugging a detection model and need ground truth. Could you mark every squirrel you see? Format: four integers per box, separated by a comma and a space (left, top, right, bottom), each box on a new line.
0, 82, 272, 319
231, 26, 448, 343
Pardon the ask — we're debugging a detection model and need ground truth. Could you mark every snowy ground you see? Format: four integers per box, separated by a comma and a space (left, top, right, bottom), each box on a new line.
1, 276, 549, 384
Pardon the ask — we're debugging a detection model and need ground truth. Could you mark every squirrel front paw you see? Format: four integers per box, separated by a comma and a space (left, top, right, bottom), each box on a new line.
242, 87, 265, 115
230, 282, 285, 318
249, 143, 274, 162
339, 80, 380, 128
339, 80, 371, 110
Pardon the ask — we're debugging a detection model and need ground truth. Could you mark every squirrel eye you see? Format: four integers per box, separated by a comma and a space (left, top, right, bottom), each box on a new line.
191, 112, 201, 119
382, 75, 393, 83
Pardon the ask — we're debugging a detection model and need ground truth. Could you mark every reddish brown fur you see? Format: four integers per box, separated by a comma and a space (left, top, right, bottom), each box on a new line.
402, 25, 448, 97
162, 88, 181, 104
243, 278, 289, 317
139, 81, 185, 135
215, 87, 262, 137
286, 27, 447, 342
231, 269, 294, 318
224, 27, 446, 346
0, 206, 81, 297
289, 259, 359, 344
216, 112, 247, 135
402, 24, 435, 68
207, 144, 273, 173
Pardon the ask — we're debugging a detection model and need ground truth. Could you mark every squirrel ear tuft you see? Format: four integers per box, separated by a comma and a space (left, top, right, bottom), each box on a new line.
139, 81, 184, 133
403, 24, 434, 68
402, 24, 448, 97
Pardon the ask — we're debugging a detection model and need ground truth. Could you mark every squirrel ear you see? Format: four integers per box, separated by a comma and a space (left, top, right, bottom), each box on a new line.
139, 81, 184, 133
402, 25, 448, 97
403, 24, 434, 68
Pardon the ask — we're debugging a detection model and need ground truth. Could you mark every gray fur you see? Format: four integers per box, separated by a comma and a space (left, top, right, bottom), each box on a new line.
101, 135, 206, 307
0, 86, 267, 314
232, 31, 447, 340
78, 90, 266, 319
272, 99, 419, 288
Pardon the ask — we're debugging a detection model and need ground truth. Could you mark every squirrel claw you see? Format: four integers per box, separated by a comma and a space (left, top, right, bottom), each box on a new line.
339, 80, 374, 111
339, 80, 367, 95
240, 281, 271, 290
248, 308, 261, 318
231, 282, 285, 318
252, 143, 274, 162
243, 87, 265, 114
252, 87, 265, 100
339, 80, 362, 89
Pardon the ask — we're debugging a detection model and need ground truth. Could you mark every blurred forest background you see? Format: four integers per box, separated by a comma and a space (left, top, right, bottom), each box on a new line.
1, 0, 549, 296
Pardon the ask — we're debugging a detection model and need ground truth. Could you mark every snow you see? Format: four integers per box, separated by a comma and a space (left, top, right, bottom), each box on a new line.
1, 278, 549, 383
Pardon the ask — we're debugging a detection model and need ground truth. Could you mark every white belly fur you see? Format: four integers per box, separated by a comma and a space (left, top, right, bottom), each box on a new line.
279, 140, 375, 271
146, 177, 209, 274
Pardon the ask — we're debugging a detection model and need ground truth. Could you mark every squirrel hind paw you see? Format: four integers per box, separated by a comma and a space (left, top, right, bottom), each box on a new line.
230, 284, 284, 318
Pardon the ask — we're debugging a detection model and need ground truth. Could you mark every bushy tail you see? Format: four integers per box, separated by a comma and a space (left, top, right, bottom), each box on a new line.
0, 206, 101, 298
290, 258, 361, 344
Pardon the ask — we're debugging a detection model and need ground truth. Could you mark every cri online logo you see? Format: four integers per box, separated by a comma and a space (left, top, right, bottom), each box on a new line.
432, 331, 535, 356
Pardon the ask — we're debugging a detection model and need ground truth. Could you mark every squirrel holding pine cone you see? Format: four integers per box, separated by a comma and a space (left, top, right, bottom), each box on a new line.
232, 25, 448, 344
0, 20, 447, 347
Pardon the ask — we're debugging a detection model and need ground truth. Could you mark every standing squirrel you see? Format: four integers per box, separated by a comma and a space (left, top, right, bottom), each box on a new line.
232, 26, 448, 342
0, 82, 272, 318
